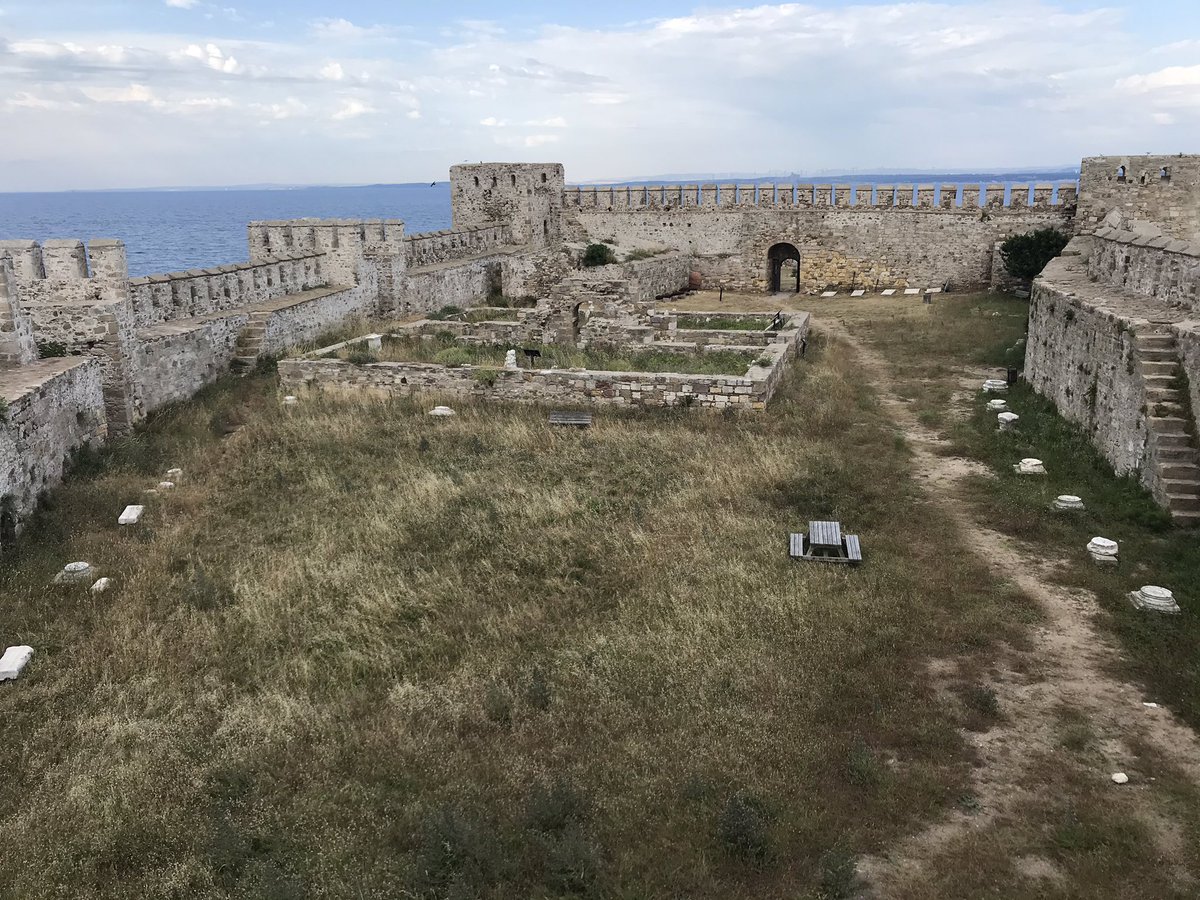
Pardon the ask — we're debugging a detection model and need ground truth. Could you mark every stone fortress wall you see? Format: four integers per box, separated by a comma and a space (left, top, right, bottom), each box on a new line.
1024, 154, 1200, 525
565, 180, 1077, 293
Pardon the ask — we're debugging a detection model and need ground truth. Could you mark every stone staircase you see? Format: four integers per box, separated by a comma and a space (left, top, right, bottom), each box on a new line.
232, 310, 271, 374
1136, 330, 1200, 527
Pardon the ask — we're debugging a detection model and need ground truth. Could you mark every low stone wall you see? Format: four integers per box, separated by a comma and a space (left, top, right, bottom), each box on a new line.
1088, 229, 1200, 313
401, 258, 501, 314
260, 283, 377, 356
133, 314, 246, 415
279, 313, 808, 412
0, 357, 106, 534
501, 247, 574, 300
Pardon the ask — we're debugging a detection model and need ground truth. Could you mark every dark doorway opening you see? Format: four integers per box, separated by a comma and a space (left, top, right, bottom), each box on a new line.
768, 242, 801, 293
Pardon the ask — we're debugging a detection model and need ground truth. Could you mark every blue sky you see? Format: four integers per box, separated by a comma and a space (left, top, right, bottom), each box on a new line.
1, 1, 1198, 189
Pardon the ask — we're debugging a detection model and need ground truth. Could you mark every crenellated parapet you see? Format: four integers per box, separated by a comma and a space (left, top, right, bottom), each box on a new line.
127, 251, 328, 328
564, 181, 1080, 212
403, 222, 513, 269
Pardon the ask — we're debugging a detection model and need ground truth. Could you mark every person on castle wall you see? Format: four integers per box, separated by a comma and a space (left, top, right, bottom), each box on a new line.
800, 336, 808, 357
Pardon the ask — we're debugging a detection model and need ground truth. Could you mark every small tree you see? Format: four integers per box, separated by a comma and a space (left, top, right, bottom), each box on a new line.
582, 243, 617, 267
1000, 228, 1069, 283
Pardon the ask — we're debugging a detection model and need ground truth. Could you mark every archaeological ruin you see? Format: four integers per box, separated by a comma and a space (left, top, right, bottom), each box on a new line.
1, 154, 1197, 539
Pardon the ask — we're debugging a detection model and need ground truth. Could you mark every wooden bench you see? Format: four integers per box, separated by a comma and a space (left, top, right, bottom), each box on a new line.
845, 534, 862, 563
789, 521, 863, 565
549, 411, 593, 428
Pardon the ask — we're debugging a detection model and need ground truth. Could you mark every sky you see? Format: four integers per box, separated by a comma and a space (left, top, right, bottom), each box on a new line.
1, 0, 1198, 190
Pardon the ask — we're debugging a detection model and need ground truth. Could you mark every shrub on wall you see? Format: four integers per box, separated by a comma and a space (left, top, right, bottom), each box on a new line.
1001, 228, 1070, 282
582, 243, 617, 268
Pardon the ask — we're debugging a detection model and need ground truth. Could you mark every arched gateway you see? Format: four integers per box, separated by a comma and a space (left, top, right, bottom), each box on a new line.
767, 242, 801, 293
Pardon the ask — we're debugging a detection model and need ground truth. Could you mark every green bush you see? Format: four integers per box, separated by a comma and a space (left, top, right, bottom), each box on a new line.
36, 340, 67, 359
582, 243, 617, 268
344, 351, 378, 366
433, 347, 473, 367
472, 368, 499, 388
1000, 228, 1069, 282
717, 792, 773, 864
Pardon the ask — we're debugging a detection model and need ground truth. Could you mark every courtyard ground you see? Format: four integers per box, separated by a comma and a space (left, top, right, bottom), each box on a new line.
0, 291, 1197, 898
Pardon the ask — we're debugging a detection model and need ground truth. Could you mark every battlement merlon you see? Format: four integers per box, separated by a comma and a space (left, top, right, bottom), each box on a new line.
0, 238, 128, 282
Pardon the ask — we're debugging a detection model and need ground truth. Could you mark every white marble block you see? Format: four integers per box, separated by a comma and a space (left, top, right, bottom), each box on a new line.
91, 577, 112, 595
54, 561, 94, 584
987, 399, 1009, 412
1014, 458, 1046, 476
158, 481, 176, 491
504, 349, 518, 370
365, 334, 383, 352
1129, 585, 1180, 614
283, 395, 299, 406
821, 291, 837, 298
1054, 495, 1085, 511
429, 406, 456, 417
118, 505, 144, 526
983, 379, 1009, 393
904, 288, 920, 295
881, 289, 896, 296
851, 289, 866, 297
0, 646, 33, 681
997, 412, 1019, 431
166, 468, 183, 483
1087, 537, 1119, 565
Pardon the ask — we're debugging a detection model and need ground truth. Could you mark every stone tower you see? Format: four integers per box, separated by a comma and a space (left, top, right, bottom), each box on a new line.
450, 163, 565, 248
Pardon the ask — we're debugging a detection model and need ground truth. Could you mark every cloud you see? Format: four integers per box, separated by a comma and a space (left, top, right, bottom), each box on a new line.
319, 61, 345, 81
165, 0, 199, 7
176, 42, 243, 74
331, 98, 375, 120
1, 1, 1198, 190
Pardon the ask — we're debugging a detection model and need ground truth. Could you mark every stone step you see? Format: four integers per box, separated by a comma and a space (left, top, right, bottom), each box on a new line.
1170, 509, 1200, 527
1167, 496, 1200, 514
1153, 432, 1192, 449
1148, 416, 1190, 432
1138, 347, 1176, 361
1143, 374, 1176, 388
1158, 463, 1200, 481
243, 326, 267, 338
1140, 361, 1178, 377
1136, 334, 1175, 349
231, 355, 258, 370
1146, 388, 1182, 403
1157, 446, 1200, 463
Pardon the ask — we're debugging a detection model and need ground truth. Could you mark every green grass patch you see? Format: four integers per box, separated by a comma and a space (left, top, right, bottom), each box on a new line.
324, 333, 758, 376
677, 314, 770, 331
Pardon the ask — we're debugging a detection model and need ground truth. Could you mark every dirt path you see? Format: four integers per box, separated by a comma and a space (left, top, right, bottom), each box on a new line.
813, 317, 1200, 894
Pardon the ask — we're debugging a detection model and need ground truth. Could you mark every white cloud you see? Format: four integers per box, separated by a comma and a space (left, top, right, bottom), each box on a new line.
177, 42, 243, 74
165, 0, 199, 8
319, 61, 345, 81
331, 98, 375, 120
2, 1, 1198, 190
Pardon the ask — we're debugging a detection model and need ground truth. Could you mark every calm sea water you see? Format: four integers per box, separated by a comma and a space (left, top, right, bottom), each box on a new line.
0, 184, 453, 277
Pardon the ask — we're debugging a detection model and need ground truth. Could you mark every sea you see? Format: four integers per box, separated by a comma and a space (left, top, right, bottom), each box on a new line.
0, 169, 1077, 277
0, 184, 454, 277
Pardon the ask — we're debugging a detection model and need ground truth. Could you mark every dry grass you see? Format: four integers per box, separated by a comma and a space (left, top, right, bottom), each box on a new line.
0, 332, 1031, 898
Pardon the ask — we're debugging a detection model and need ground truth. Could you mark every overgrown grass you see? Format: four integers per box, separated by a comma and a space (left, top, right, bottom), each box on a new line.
326, 333, 758, 376
0, 335, 1035, 897
677, 314, 771, 331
